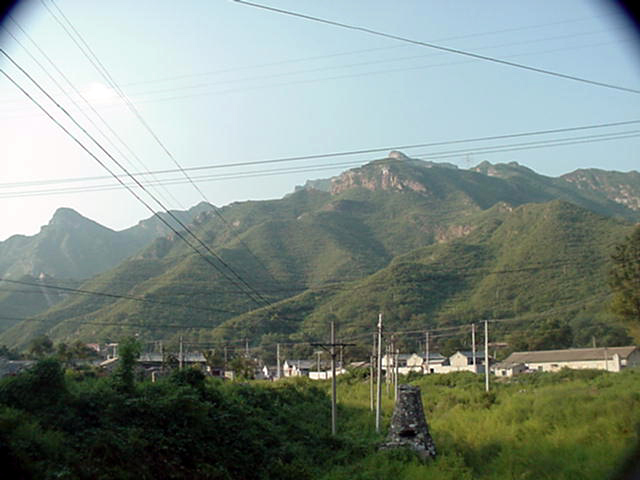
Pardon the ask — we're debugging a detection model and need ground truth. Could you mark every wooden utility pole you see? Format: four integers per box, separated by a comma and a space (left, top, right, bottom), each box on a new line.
179, 336, 184, 370
472, 323, 477, 368
223, 345, 228, 374
425, 331, 430, 374
245, 338, 249, 357
375, 313, 383, 433
331, 322, 337, 435
484, 321, 490, 392
316, 350, 322, 374
311, 321, 354, 436
385, 342, 391, 396
370, 333, 376, 411
276, 343, 281, 379
394, 347, 399, 401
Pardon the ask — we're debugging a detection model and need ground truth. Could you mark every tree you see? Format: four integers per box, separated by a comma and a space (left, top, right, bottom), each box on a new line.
201, 349, 224, 373
113, 337, 141, 394
27, 335, 54, 359
55, 342, 74, 367
229, 356, 256, 380
609, 226, 640, 324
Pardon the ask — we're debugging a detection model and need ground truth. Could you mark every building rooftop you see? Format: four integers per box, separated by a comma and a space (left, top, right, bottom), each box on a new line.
500, 346, 637, 367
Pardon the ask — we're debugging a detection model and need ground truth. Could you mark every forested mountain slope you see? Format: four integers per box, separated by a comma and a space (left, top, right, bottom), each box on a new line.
2, 155, 638, 350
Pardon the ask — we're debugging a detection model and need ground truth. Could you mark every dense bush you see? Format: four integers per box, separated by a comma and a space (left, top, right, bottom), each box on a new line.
1, 360, 638, 479
0, 360, 349, 479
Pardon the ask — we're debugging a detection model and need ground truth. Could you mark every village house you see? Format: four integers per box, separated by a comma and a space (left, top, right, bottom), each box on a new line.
0, 358, 34, 378
430, 350, 490, 374
381, 352, 459, 375
100, 351, 226, 379
494, 346, 640, 376
380, 353, 413, 375
413, 352, 448, 374
309, 367, 347, 380
282, 359, 313, 377
258, 364, 278, 380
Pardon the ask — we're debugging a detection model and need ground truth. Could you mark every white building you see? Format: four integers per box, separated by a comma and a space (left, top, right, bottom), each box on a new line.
381, 353, 415, 375
426, 350, 489, 374
309, 367, 347, 380
380, 352, 448, 374
495, 346, 640, 376
282, 359, 314, 377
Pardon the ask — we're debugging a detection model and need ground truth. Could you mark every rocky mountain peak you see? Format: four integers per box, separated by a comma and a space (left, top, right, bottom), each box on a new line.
329, 162, 427, 195
48, 208, 88, 227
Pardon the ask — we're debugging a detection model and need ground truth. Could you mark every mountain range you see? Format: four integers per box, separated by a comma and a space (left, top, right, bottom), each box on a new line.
1, 154, 638, 353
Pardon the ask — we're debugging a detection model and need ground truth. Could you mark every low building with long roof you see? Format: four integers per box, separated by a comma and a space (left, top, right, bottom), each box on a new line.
494, 346, 640, 376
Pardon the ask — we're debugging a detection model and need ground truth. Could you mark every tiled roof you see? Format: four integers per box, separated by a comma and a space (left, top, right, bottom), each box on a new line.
0, 360, 34, 377
285, 360, 314, 369
501, 346, 637, 367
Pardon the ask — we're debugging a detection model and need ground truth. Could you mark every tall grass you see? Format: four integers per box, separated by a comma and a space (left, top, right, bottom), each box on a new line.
321, 369, 640, 479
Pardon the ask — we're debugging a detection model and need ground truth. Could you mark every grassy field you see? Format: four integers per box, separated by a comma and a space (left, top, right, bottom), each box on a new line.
1, 358, 638, 479
320, 369, 640, 479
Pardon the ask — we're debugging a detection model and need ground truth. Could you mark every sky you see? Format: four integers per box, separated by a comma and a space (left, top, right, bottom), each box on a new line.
0, 0, 639, 241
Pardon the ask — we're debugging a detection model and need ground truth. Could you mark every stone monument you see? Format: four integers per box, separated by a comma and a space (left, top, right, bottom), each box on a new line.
381, 384, 436, 460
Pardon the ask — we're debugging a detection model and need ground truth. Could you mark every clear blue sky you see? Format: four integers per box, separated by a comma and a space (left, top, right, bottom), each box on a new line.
1, 0, 639, 241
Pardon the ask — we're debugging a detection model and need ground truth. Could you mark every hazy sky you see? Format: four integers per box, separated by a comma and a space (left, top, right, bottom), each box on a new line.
1, 0, 639, 241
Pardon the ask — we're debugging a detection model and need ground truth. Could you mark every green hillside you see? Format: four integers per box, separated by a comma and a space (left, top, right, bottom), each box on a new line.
2, 156, 639, 350
0, 275, 78, 334
210, 200, 634, 359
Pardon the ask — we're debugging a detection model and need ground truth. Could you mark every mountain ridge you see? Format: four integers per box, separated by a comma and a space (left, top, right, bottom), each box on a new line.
2, 154, 639, 350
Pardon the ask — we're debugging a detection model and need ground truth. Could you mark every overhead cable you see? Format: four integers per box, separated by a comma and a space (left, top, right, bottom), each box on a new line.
0, 54, 270, 309
45, 0, 278, 285
233, 0, 640, 95
0, 277, 239, 314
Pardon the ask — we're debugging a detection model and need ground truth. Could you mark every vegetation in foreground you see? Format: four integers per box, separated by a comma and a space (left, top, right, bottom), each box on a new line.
1, 352, 639, 479
327, 369, 640, 479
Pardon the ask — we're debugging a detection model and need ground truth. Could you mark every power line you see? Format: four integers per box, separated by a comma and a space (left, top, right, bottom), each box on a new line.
233, 0, 640, 95
1, 128, 639, 200
80, 39, 629, 108
45, 0, 278, 286
82, 29, 611, 99
0, 54, 270, 310
0, 118, 638, 196
0, 277, 239, 315
0, 11, 611, 106
2, 17, 185, 211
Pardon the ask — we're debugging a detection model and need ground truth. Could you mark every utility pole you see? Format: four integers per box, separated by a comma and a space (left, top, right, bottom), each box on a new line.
179, 335, 184, 370
484, 321, 489, 392
472, 323, 477, 369
425, 331, 430, 374
276, 343, 281, 379
394, 347, 399, 401
375, 313, 383, 433
245, 338, 249, 358
331, 321, 336, 435
370, 333, 375, 411
311, 321, 354, 436
316, 350, 322, 374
